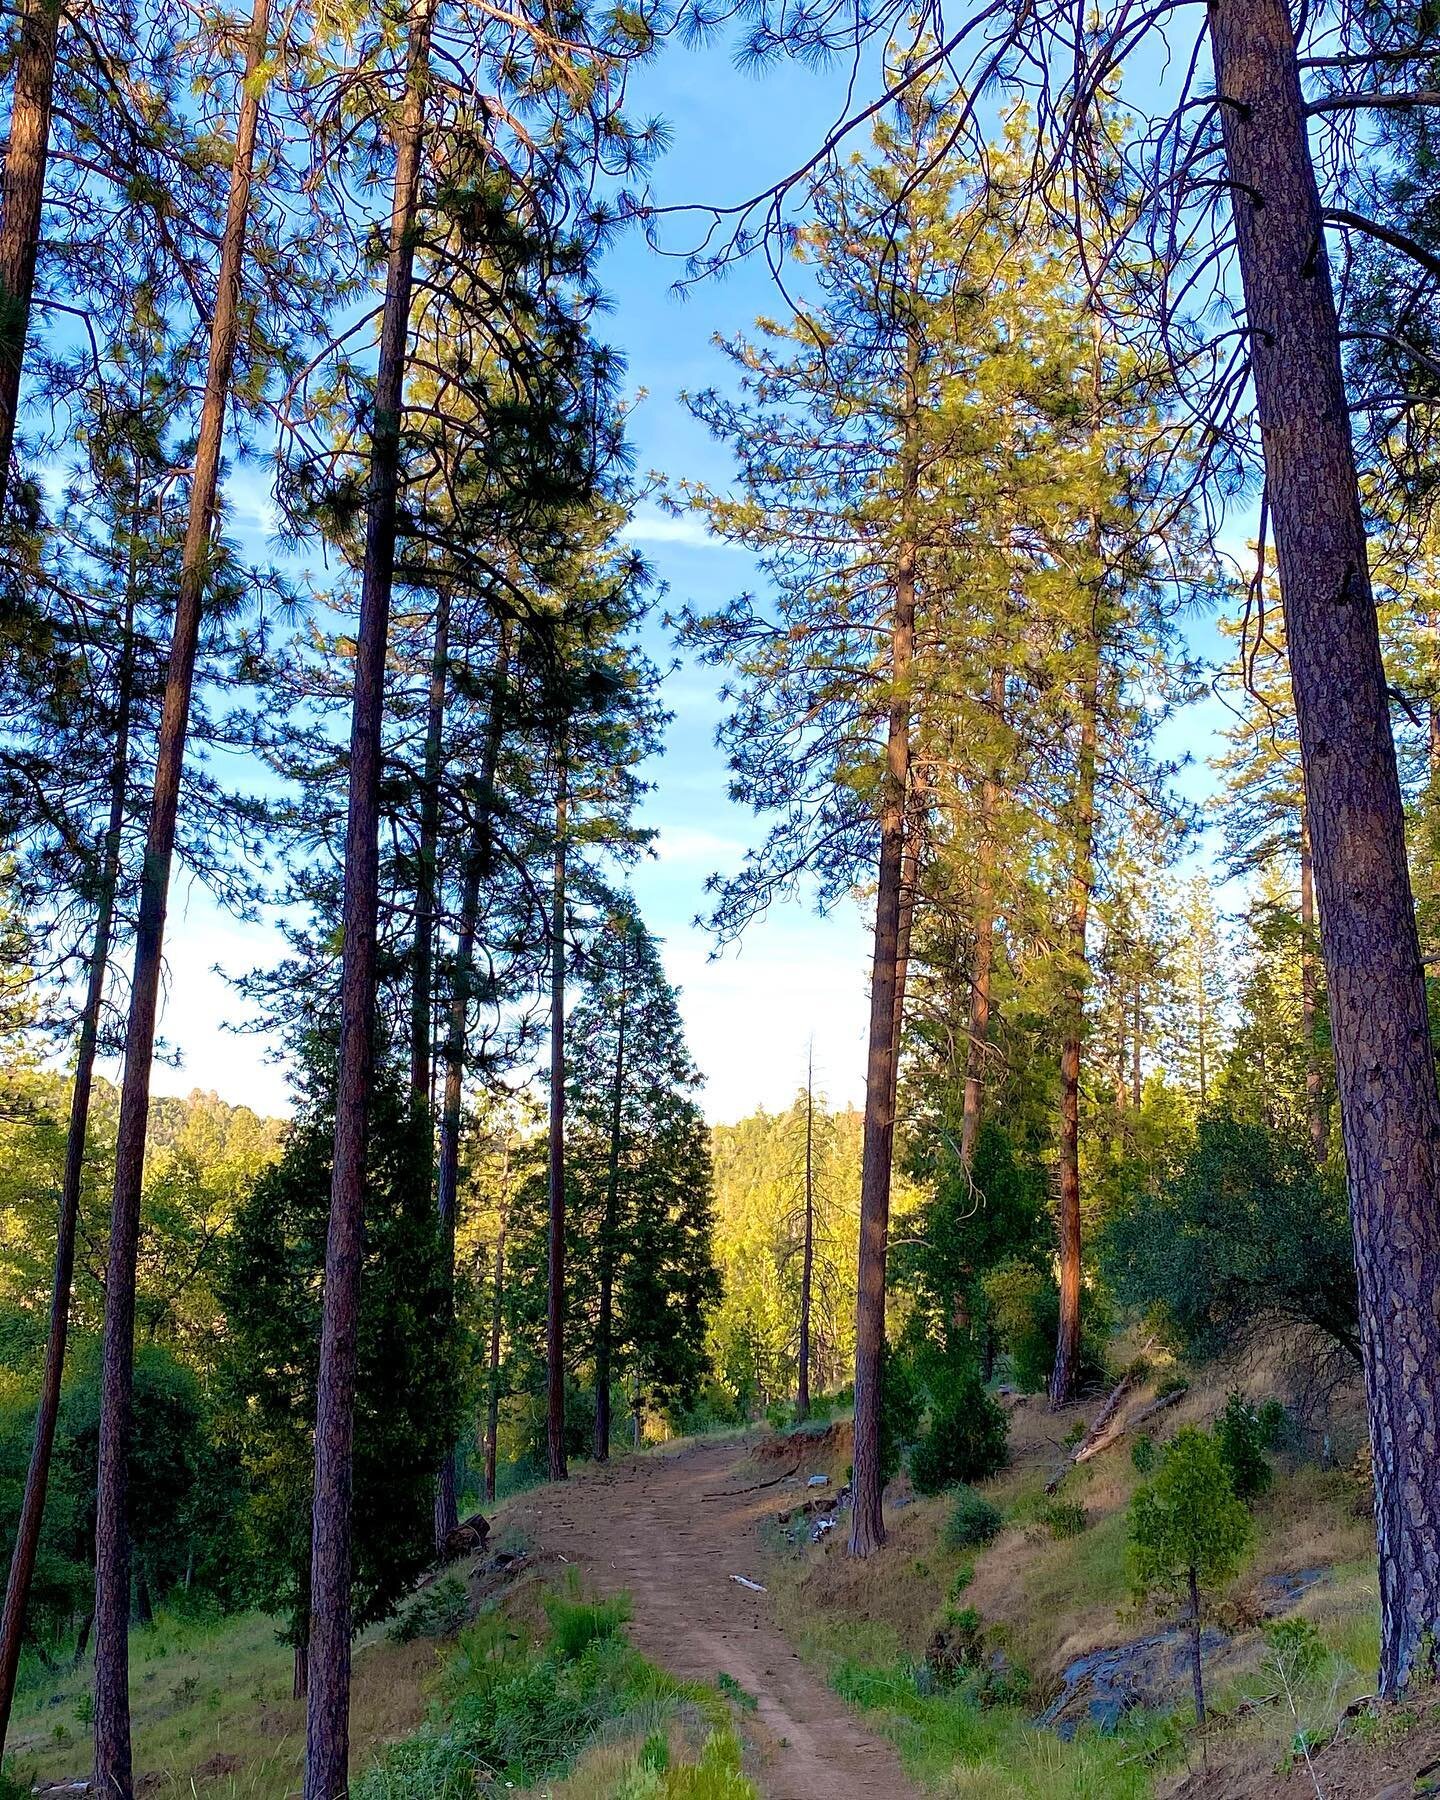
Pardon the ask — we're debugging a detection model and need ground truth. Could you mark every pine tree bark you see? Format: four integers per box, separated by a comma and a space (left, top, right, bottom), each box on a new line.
303, 4, 433, 1793
546, 751, 569, 1483
1299, 808, 1326, 1161
0, 0, 61, 506
484, 1194, 507, 1504
848, 332, 919, 1558
92, 8, 271, 1788
961, 663, 1005, 1172
1188, 1566, 1205, 1724
432, 627, 508, 1550
796, 1046, 815, 1422
1049, 619, 1099, 1409
593, 930, 628, 1463
410, 586, 451, 1106
1212, 0, 1440, 1695
0, 576, 137, 1754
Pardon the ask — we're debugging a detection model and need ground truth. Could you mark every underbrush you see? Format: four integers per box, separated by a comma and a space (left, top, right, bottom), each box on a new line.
354, 1576, 756, 1799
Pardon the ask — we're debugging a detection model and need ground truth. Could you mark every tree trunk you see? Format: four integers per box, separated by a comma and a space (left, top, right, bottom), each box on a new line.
483, 1193, 507, 1505
0, 0, 61, 507
432, 627, 508, 1550
1299, 808, 1327, 1161
961, 678, 1002, 1172
410, 586, 451, 1106
304, 5, 433, 1794
1131, 981, 1142, 1110
848, 331, 919, 1559
0, 570, 137, 1755
292, 1616, 309, 1702
593, 930, 628, 1463
1049, 642, 1099, 1409
546, 751, 569, 1483
1212, 0, 1440, 1696
1188, 1565, 1206, 1725
92, 8, 271, 1788
796, 1044, 815, 1422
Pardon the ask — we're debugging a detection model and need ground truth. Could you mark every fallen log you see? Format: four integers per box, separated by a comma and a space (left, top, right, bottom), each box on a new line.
1045, 1368, 1177, 1493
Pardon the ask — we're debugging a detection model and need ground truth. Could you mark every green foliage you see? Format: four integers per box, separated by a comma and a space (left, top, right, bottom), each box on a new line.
1037, 1499, 1087, 1540
221, 1058, 463, 1647
387, 1577, 471, 1644
909, 1372, 1009, 1496
941, 1486, 1004, 1552
542, 1579, 633, 1659
1130, 1433, 1157, 1474
877, 1344, 926, 1485
1129, 1427, 1252, 1607
981, 1260, 1110, 1394
715, 1671, 759, 1711
1102, 1113, 1358, 1360
1215, 1391, 1287, 1502
1264, 1617, 1327, 1685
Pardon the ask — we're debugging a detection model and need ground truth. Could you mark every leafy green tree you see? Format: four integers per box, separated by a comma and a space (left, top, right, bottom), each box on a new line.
1129, 1427, 1252, 1722
221, 1058, 462, 1698
1102, 1113, 1358, 1361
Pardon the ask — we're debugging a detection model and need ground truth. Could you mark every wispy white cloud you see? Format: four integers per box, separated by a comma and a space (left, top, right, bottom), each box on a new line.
623, 507, 733, 551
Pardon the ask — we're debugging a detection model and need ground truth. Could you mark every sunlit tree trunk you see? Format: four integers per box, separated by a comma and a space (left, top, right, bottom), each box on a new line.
483, 1181, 508, 1504
0, 570, 137, 1754
92, 7, 272, 1787
304, 3, 433, 1792
1213, 0, 1440, 1694
961, 663, 1005, 1173
849, 332, 918, 1558
1299, 809, 1326, 1161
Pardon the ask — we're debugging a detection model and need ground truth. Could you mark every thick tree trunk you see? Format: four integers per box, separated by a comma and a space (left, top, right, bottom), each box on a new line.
0, 580, 137, 1754
1212, 0, 1440, 1695
796, 1046, 815, 1422
432, 628, 508, 1550
410, 587, 451, 1106
1049, 648, 1098, 1409
0, 0, 61, 506
1299, 810, 1327, 1161
303, 6, 432, 1795
848, 334, 919, 1559
92, 10, 271, 1789
546, 753, 569, 1483
593, 932, 628, 1463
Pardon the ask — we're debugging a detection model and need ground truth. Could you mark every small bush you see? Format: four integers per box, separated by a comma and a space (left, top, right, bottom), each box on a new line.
1131, 1433, 1158, 1473
388, 1575, 470, 1643
941, 1485, 1004, 1551
1155, 1371, 1189, 1400
1037, 1499, 1087, 1540
1215, 1391, 1286, 1502
909, 1374, 1008, 1495
543, 1579, 633, 1660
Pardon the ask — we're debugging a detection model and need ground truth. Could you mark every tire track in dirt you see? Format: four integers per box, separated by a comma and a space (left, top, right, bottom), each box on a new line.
511, 1437, 917, 1800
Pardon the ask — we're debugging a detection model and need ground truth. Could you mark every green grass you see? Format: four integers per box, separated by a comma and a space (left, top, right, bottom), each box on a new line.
353, 1580, 758, 1799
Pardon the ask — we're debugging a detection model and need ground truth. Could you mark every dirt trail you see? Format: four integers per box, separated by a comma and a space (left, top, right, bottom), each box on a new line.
511, 1436, 917, 1800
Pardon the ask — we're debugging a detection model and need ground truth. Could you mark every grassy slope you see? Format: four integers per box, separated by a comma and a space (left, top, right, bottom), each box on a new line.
761, 1360, 1394, 1798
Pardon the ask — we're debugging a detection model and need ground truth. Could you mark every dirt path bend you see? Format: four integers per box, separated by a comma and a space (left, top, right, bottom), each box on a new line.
511, 1436, 917, 1800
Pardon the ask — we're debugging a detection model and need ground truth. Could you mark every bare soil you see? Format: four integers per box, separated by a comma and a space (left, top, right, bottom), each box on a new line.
508, 1434, 918, 1800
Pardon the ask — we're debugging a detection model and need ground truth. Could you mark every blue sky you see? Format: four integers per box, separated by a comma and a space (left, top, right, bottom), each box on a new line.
130, 38, 1242, 1126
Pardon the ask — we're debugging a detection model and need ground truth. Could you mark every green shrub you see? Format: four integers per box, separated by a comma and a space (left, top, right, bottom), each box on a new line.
877, 1345, 925, 1484
941, 1485, 1004, 1551
981, 1260, 1110, 1393
387, 1575, 469, 1643
909, 1371, 1008, 1495
1155, 1371, 1190, 1400
1037, 1499, 1086, 1540
1131, 1433, 1158, 1473
1215, 1391, 1286, 1502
